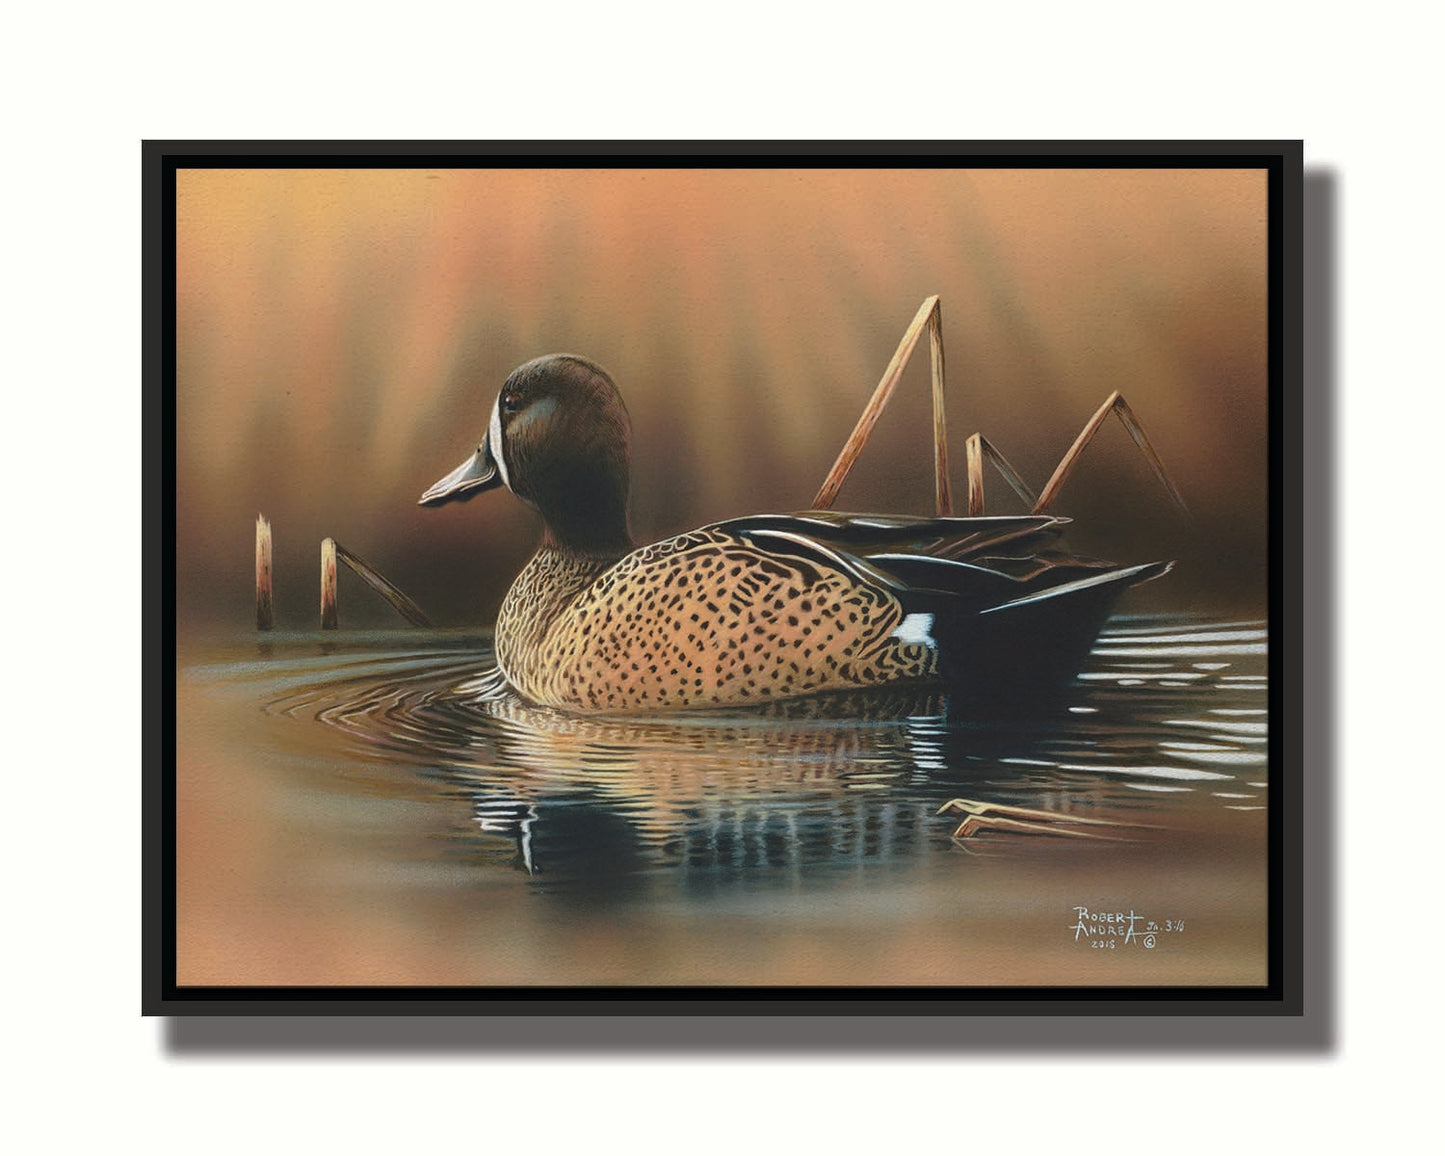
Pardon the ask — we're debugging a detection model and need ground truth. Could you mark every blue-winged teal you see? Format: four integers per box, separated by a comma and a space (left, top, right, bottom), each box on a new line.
421, 354, 1169, 714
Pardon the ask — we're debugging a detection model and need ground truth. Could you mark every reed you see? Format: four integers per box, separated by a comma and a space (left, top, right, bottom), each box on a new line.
320, 537, 339, 630
314, 535, 434, 629
927, 301, 951, 515
965, 434, 986, 517
333, 542, 433, 627
1033, 391, 1190, 516
965, 433, 1040, 515
813, 296, 952, 515
812, 297, 1188, 523
255, 514, 273, 630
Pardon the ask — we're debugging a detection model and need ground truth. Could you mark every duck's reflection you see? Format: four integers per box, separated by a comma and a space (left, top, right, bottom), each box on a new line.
252, 621, 1262, 905
420, 672, 1117, 896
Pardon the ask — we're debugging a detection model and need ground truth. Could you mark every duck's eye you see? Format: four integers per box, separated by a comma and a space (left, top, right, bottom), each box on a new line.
501, 391, 522, 414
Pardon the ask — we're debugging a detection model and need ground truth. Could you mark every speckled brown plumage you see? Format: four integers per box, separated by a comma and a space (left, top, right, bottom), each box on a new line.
495, 528, 935, 711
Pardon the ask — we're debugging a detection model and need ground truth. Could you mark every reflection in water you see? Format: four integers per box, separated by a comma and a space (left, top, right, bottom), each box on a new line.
190, 617, 1268, 907
177, 615, 1269, 985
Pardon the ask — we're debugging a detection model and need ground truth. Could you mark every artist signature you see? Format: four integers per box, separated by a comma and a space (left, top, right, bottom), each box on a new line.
1069, 906, 1185, 950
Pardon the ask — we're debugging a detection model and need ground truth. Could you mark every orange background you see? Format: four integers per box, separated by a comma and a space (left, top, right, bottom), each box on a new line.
176, 167, 1268, 630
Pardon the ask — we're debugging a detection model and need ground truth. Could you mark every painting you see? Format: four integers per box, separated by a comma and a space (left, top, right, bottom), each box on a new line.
152, 144, 1299, 1012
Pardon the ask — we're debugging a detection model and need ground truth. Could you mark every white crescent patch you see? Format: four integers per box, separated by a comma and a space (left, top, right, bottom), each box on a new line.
488, 394, 510, 489
890, 612, 937, 649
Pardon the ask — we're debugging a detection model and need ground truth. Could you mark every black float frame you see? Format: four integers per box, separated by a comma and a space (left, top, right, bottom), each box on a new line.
145, 141, 1306, 1023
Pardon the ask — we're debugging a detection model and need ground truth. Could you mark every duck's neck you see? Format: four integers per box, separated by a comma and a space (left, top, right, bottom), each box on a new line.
532, 467, 634, 558
543, 521, 633, 558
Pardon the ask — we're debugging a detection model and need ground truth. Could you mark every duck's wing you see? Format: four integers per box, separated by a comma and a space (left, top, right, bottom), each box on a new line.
719, 511, 1067, 562
714, 511, 1150, 601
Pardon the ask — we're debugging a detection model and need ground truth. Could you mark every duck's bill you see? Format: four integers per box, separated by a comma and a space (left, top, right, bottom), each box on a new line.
418, 446, 502, 507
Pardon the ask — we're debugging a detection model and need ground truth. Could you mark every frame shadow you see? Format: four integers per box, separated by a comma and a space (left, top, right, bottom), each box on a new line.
162, 165, 1336, 1056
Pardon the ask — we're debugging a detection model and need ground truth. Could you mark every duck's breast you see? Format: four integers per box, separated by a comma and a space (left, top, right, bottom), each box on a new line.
494, 548, 616, 696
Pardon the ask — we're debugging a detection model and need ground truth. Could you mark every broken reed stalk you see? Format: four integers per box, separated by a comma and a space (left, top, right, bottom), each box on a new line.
965, 434, 986, 516
813, 295, 952, 515
1032, 391, 1190, 516
927, 302, 952, 516
255, 514, 274, 630
333, 542, 434, 627
320, 537, 339, 630
965, 432, 1041, 516
939, 797, 1161, 840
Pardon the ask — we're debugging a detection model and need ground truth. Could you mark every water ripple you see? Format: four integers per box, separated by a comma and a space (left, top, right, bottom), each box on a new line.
187, 615, 1268, 884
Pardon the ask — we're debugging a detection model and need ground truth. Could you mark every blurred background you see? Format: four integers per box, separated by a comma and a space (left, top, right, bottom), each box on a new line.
176, 167, 1268, 633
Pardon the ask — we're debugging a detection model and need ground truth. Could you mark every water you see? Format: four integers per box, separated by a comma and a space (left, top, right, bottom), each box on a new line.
175, 615, 1269, 988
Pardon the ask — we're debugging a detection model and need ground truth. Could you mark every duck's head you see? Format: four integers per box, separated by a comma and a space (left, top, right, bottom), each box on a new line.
419, 354, 634, 555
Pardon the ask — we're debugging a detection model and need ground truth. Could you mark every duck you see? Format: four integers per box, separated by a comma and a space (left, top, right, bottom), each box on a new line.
420, 354, 1170, 715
